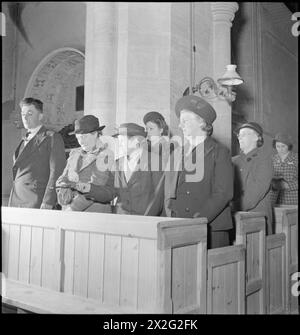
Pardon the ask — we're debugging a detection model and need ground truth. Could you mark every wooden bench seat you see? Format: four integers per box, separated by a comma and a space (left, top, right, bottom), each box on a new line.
2, 279, 137, 314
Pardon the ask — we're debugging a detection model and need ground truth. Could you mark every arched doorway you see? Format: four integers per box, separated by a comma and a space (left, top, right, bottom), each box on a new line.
24, 48, 85, 131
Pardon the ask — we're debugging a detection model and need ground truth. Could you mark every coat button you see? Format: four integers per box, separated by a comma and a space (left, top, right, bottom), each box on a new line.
247, 157, 251, 162
185, 207, 190, 212
186, 190, 190, 195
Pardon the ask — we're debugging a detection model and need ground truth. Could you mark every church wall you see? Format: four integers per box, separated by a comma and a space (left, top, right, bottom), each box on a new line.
1, 2, 86, 200
170, 2, 213, 136
232, 2, 298, 156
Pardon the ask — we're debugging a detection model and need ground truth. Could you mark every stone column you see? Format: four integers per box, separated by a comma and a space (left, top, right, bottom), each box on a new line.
84, 2, 117, 135
210, 2, 239, 150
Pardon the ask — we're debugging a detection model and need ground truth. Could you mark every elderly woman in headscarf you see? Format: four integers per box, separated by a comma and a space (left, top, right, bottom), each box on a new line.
271, 133, 298, 205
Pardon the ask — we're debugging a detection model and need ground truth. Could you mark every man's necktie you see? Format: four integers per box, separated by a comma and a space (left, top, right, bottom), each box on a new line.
18, 132, 31, 156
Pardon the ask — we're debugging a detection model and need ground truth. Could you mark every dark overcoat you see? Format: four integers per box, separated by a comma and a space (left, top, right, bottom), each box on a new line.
164, 136, 234, 232
9, 126, 66, 208
232, 147, 273, 234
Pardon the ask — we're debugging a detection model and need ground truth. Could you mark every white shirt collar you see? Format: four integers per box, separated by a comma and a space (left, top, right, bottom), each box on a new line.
185, 135, 207, 155
123, 148, 143, 181
27, 124, 43, 137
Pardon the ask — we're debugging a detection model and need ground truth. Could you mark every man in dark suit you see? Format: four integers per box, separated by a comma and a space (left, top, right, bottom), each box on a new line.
8, 97, 66, 209
164, 95, 234, 249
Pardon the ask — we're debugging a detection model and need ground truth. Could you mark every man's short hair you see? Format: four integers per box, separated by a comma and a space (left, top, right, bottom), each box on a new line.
19, 97, 43, 113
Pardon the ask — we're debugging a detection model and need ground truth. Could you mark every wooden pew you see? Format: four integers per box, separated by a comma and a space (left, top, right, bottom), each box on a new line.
235, 212, 266, 314
274, 206, 298, 314
1, 207, 207, 314
266, 233, 286, 314
207, 245, 245, 314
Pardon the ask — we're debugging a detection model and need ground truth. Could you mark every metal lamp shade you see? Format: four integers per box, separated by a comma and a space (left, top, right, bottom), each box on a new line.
217, 65, 244, 86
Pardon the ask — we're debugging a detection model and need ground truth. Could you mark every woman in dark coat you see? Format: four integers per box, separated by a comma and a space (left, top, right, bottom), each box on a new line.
232, 122, 273, 235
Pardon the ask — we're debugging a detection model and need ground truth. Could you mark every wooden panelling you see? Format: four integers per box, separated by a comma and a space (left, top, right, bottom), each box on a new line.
2, 207, 297, 315
41, 228, 56, 290
103, 235, 122, 306
120, 237, 139, 308
266, 233, 286, 314
235, 212, 266, 314
63, 230, 75, 294
73, 232, 90, 298
274, 206, 298, 314
1, 224, 10, 277
18, 226, 31, 283
137, 239, 157, 311
8, 225, 20, 280
207, 245, 245, 314
172, 244, 198, 312
29, 227, 43, 286
87, 233, 105, 300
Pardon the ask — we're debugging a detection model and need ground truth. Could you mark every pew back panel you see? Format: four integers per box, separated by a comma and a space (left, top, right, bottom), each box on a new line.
207, 245, 245, 314
274, 206, 298, 314
266, 233, 286, 314
2, 221, 60, 291
235, 212, 266, 314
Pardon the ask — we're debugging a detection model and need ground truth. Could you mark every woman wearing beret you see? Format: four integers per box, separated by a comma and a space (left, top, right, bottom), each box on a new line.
143, 111, 174, 170
271, 133, 298, 205
232, 122, 273, 234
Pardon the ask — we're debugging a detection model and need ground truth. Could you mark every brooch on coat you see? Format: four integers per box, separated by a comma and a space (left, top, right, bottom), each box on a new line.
68, 170, 79, 182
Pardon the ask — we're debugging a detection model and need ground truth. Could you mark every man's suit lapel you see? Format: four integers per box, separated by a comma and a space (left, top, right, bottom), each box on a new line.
13, 140, 24, 165
14, 126, 47, 166
114, 157, 128, 188
126, 150, 147, 187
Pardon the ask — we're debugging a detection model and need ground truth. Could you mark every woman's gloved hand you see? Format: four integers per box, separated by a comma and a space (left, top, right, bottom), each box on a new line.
75, 182, 91, 194
57, 187, 73, 205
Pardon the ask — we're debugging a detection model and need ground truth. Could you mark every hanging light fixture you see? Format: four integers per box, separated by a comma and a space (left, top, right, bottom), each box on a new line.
184, 64, 244, 104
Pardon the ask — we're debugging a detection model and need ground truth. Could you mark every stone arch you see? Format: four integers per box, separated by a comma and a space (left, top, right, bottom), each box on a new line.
24, 47, 85, 131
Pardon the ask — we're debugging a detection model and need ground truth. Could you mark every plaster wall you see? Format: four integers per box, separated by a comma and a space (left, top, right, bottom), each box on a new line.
170, 2, 213, 136
1, 2, 86, 199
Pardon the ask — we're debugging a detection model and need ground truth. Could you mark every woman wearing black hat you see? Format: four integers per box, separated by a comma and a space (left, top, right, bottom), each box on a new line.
143, 111, 174, 169
55, 115, 115, 212
271, 133, 298, 205
164, 95, 234, 249
232, 122, 274, 234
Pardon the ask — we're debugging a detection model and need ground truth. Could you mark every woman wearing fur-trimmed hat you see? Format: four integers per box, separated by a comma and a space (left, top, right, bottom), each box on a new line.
271, 133, 298, 205
232, 122, 274, 234
56, 115, 115, 213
